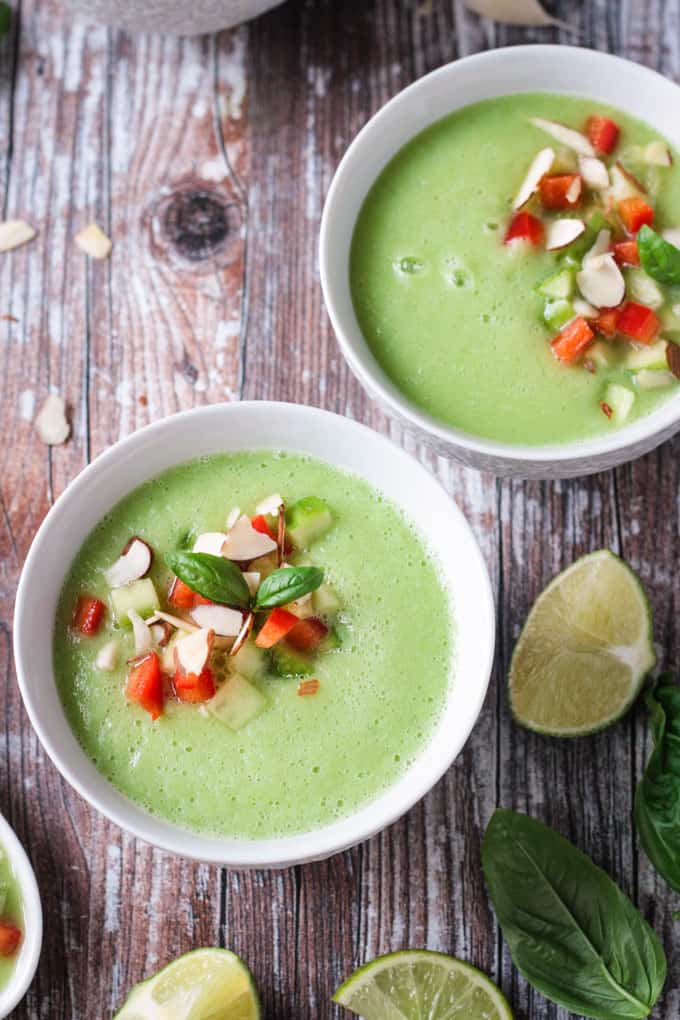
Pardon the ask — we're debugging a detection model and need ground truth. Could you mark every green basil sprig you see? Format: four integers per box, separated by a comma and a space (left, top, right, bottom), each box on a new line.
635, 675, 680, 895
166, 553, 323, 612
482, 809, 666, 1019
166, 552, 251, 609
638, 225, 680, 286
255, 566, 323, 609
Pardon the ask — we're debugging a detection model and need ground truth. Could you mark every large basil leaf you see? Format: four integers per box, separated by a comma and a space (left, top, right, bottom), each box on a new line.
482, 809, 666, 1019
638, 225, 680, 286
166, 552, 251, 609
635, 675, 680, 894
255, 566, 323, 609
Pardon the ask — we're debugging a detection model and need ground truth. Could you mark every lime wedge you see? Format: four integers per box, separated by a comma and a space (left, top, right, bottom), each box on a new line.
333, 950, 512, 1020
509, 550, 655, 736
114, 948, 260, 1020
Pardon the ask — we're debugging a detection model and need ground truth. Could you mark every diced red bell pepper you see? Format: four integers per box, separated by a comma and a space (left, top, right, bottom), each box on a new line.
593, 307, 621, 338
251, 514, 277, 541
168, 577, 211, 609
504, 211, 544, 246
539, 174, 582, 209
0, 923, 22, 956
616, 302, 660, 344
618, 197, 654, 234
126, 651, 164, 720
174, 666, 216, 703
255, 608, 299, 649
72, 595, 106, 636
286, 617, 329, 653
611, 239, 640, 266
585, 115, 620, 155
551, 316, 595, 364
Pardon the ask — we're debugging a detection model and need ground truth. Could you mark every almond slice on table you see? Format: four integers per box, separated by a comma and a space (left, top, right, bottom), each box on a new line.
255, 493, 284, 516
35, 393, 70, 445
191, 603, 243, 637
222, 514, 277, 560
513, 147, 555, 210
74, 222, 112, 259
545, 218, 585, 251
529, 118, 595, 157
464, 0, 565, 27
0, 220, 36, 252
192, 532, 228, 556
577, 253, 625, 308
175, 627, 214, 675
578, 156, 610, 190
104, 537, 153, 588
128, 609, 154, 657
644, 141, 672, 167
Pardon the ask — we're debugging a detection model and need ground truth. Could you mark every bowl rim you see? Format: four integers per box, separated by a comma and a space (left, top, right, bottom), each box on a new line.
14, 401, 495, 867
319, 44, 680, 467
0, 813, 43, 1019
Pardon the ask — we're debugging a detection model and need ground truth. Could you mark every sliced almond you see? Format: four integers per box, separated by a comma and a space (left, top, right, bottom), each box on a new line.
529, 118, 595, 157
578, 155, 609, 190
565, 177, 582, 204
128, 609, 154, 657
74, 222, 112, 259
242, 571, 261, 597
464, 0, 563, 26
226, 506, 241, 530
223, 514, 277, 560
513, 146, 555, 210
545, 218, 585, 251
192, 532, 228, 556
175, 627, 214, 675
147, 610, 199, 633
667, 342, 680, 380
662, 228, 680, 249
255, 493, 284, 516
230, 611, 255, 657
150, 621, 173, 647
644, 141, 672, 167
96, 639, 119, 672
572, 297, 598, 319
583, 228, 612, 266
0, 220, 36, 252
608, 162, 646, 204
191, 603, 243, 637
576, 253, 625, 308
104, 536, 153, 588
35, 393, 70, 445
277, 504, 286, 566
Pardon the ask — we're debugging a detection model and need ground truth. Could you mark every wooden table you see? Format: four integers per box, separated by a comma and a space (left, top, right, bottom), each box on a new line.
1, 1, 678, 1016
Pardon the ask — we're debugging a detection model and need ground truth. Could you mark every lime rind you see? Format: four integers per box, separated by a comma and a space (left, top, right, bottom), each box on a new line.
333, 949, 512, 1020
509, 550, 655, 737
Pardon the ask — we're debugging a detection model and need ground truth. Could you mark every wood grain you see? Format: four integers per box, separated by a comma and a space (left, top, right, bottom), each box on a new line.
1, 0, 679, 1017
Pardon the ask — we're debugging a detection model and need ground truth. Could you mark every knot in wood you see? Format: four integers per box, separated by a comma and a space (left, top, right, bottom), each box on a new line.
162, 190, 232, 262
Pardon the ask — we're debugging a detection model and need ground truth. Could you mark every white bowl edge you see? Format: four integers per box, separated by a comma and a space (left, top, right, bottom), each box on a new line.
0, 813, 42, 1019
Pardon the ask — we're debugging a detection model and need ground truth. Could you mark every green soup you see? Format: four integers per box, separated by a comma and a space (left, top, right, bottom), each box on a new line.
53, 452, 453, 840
0, 844, 23, 991
351, 93, 680, 445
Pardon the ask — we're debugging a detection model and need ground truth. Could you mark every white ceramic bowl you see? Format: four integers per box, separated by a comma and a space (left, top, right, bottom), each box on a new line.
320, 45, 680, 479
14, 402, 494, 868
0, 813, 42, 1019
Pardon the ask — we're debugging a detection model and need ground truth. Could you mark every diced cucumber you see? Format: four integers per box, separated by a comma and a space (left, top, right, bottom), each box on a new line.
542, 299, 574, 331
286, 497, 333, 547
207, 673, 266, 731
634, 369, 676, 390
627, 268, 665, 309
270, 644, 313, 678
603, 383, 635, 425
537, 267, 575, 300
231, 638, 266, 680
623, 339, 668, 371
110, 578, 160, 627
312, 582, 341, 618
589, 341, 614, 369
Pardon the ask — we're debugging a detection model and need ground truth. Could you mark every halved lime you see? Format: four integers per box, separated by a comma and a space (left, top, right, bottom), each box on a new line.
333, 949, 512, 1020
509, 550, 655, 736
114, 948, 260, 1020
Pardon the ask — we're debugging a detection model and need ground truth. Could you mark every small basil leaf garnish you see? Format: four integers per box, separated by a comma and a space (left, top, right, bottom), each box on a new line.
255, 566, 324, 610
637, 225, 680, 286
482, 809, 667, 1019
166, 552, 251, 609
635, 675, 680, 895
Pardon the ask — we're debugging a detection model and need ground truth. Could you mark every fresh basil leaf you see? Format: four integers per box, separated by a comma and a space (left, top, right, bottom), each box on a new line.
255, 566, 323, 609
166, 552, 251, 609
482, 809, 666, 1020
638, 225, 680, 286
635, 675, 680, 895
0, 3, 10, 36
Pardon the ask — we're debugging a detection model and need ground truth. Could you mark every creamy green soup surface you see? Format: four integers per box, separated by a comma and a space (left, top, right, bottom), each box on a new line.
54, 452, 453, 840
351, 93, 680, 444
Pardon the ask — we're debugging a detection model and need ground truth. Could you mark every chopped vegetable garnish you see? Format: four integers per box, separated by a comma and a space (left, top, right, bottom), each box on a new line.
0, 922, 22, 956
616, 301, 660, 344
251, 514, 277, 541
297, 679, 320, 697
168, 576, 197, 609
72, 595, 106, 636
504, 211, 543, 245
593, 307, 620, 338
618, 197, 654, 234
585, 115, 620, 155
550, 316, 594, 364
174, 666, 216, 703
611, 239, 639, 266
539, 174, 582, 209
255, 607, 300, 649
287, 617, 329, 653
126, 652, 164, 720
